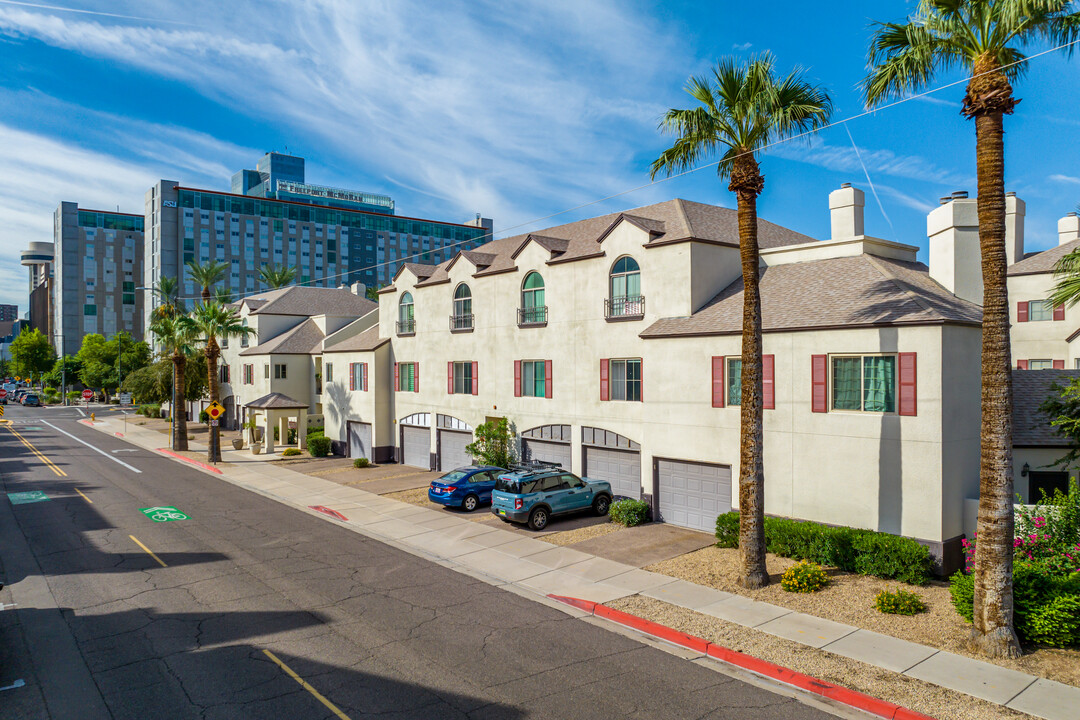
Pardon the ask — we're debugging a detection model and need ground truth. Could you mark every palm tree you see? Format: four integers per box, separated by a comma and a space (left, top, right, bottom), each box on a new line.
149, 314, 197, 451
259, 263, 297, 289
186, 260, 228, 302
863, 0, 1080, 660
186, 302, 255, 463
151, 276, 183, 321
651, 54, 832, 589
213, 286, 235, 306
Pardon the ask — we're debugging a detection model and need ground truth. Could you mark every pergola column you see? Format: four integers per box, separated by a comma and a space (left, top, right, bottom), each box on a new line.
263, 411, 276, 453
298, 409, 308, 450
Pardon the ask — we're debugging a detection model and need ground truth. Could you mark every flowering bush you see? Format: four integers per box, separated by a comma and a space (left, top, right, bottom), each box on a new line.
781, 560, 829, 593
874, 588, 927, 615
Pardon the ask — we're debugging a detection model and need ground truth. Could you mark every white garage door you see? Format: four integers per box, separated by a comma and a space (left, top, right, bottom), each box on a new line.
584, 447, 641, 499
521, 439, 571, 469
439, 429, 473, 471
402, 425, 430, 468
658, 460, 731, 532
348, 422, 371, 460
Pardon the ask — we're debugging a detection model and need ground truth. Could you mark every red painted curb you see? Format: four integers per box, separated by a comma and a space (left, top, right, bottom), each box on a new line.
156, 448, 223, 474
548, 595, 936, 720
309, 505, 348, 522
114, 432, 124, 437
79, 419, 93, 426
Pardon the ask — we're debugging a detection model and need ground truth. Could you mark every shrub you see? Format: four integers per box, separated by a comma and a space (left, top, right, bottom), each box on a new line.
951, 563, 1080, 646
1026, 594, 1080, 647
282, 448, 302, 457
199, 409, 210, 424
874, 588, 927, 615
353, 457, 371, 468
714, 512, 932, 584
308, 436, 332, 457
465, 418, 515, 469
610, 499, 650, 527
781, 560, 828, 593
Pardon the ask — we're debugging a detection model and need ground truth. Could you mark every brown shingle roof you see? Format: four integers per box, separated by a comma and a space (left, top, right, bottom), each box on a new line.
247, 286, 376, 317
245, 392, 309, 409
641, 255, 982, 338
322, 325, 389, 353
1008, 238, 1080, 276
240, 318, 324, 355
1013, 369, 1080, 446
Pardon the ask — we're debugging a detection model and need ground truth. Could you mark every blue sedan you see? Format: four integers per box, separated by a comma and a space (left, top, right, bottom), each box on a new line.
428, 466, 506, 512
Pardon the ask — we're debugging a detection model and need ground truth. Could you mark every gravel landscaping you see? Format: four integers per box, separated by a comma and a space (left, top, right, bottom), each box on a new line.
540, 521, 624, 546
646, 545, 1080, 687
607, 595, 1035, 720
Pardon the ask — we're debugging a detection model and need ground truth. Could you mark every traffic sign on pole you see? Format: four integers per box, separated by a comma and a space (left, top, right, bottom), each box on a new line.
206, 401, 225, 420
0, 388, 7, 399
82, 389, 94, 400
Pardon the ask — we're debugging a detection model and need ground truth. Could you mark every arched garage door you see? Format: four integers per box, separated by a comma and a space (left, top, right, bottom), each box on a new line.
520, 424, 571, 469
581, 427, 641, 499
400, 414, 431, 469
657, 459, 731, 532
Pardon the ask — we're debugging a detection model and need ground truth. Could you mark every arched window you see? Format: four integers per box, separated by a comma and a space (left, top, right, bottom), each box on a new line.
452, 283, 473, 330
397, 291, 415, 334
608, 256, 643, 318
519, 272, 547, 325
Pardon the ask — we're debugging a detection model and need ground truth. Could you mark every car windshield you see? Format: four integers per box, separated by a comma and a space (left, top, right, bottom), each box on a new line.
438, 470, 471, 484
25, 395, 37, 400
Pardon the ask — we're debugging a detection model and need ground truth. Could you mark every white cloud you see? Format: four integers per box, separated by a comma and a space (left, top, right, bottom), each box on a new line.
732, 42, 752, 51
1050, 173, 1080, 185
771, 135, 971, 188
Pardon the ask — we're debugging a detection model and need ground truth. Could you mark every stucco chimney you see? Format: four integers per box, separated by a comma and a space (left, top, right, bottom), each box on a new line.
1060, 212, 1080, 246
829, 183, 864, 239
928, 192, 982, 305
1005, 192, 1025, 265
351, 281, 367, 297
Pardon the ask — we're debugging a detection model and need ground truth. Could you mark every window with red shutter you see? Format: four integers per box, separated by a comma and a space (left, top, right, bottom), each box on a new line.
545, 360, 552, 399
394, 362, 399, 391
898, 353, 917, 416
447, 361, 454, 394
414, 362, 419, 393
600, 359, 610, 401
1017, 301, 1029, 322
1055, 304, 1066, 321
362, 363, 368, 392
349, 363, 356, 391
514, 360, 521, 398
1054, 359, 1065, 369
711, 357, 724, 408
472, 361, 478, 396
1017, 360, 1029, 370
762, 355, 775, 410
811, 355, 827, 413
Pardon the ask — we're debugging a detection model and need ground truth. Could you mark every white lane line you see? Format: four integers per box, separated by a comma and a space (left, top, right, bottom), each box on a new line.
77, 407, 86, 417
41, 420, 142, 473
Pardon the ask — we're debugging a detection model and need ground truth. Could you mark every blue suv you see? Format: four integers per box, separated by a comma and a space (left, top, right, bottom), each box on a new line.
428, 466, 506, 512
491, 463, 612, 531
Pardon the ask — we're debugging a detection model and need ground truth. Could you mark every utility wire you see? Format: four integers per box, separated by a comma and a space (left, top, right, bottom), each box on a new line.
168, 36, 1080, 303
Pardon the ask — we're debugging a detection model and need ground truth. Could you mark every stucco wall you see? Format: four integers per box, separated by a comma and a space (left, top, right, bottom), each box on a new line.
1009, 272, 1075, 366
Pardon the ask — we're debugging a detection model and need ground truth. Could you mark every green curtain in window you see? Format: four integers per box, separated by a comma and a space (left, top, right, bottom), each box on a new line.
863, 356, 896, 412
727, 358, 742, 406
534, 362, 546, 397
832, 357, 861, 411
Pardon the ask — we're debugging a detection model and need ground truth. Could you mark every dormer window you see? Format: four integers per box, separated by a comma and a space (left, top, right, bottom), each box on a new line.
397, 291, 415, 335
606, 256, 644, 320
518, 272, 547, 327
450, 283, 473, 331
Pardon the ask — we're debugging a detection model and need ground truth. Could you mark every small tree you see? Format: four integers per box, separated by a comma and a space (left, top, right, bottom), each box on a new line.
1040, 379, 1080, 470
10, 327, 56, 382
465, 418, 516, 469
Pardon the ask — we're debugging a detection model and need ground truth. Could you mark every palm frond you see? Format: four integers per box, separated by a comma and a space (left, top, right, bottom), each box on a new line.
1049, 247, 1080, 308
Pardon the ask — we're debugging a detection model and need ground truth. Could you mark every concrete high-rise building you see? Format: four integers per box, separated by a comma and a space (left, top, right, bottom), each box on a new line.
0, 304, 16, 322
230, 152, 394, 214
21, 240, 53, 338
53, 202, 144, 355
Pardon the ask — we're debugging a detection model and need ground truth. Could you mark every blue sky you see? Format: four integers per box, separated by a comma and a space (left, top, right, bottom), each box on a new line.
0, 0, 1078, 313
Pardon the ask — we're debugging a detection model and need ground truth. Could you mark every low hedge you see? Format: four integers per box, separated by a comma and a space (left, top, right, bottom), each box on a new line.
950, 564, 1080, 646
308, 436, 332, 457
715, 512, 932, 585
282, 448, 302, 457
609, 499, 650, 527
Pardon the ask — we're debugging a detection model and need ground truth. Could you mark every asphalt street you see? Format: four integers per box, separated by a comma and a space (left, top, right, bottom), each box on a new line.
0, 402, 842, 720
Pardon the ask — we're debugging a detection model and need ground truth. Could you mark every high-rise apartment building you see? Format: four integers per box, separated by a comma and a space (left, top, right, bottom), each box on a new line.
0, 304, 16, 321
52, 202, 145, 355
231, 152, 395, 214
21, 241, 53, 337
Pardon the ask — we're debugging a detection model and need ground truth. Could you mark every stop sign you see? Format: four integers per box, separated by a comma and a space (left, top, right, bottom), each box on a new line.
0, 389, 7, 398
82, 389, 94, 400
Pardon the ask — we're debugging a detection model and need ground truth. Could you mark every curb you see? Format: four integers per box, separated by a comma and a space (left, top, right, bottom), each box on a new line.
548, 595, 935, 720
155, 448, 223, 474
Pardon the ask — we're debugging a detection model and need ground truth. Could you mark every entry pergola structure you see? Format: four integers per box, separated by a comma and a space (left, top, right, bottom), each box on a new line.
245, 392, 309, 454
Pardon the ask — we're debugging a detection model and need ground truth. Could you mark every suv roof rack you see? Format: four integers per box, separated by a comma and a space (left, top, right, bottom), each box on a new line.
508, 460, 562, 473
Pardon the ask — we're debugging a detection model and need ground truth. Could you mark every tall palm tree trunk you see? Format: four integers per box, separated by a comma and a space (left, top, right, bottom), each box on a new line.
205, 338, 222, 463
967, 59, 1021, 659
173, 351, 189, 452
733, 154, 769, 589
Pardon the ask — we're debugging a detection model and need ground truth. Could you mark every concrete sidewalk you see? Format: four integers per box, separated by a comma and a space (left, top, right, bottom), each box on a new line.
89, 417, 1077, 720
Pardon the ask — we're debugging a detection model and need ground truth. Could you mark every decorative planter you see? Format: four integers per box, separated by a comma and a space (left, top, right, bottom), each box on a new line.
251, 444, 262, 455
232, 438, 244, 450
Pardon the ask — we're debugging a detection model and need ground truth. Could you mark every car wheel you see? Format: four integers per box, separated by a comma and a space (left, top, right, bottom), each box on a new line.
462, 494, 479, 512
593, 495, 610, 516
528, 507, 549, 531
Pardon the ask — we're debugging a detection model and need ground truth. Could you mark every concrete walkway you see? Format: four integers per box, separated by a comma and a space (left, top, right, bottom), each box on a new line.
92, 418, 1077, 720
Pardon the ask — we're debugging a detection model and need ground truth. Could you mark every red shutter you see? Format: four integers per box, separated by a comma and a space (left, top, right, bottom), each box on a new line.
711, 357, 725, 408
1017, 360, 1029, 370
1055, 304, 1066, 321
362, 363, 368, 392
414, 362, 419, 393
545, 360, 552, 398
394, 362, 399, 391
639, 358, 643, 402
349, 363, 355, 391
472, 361, 478, 396
811, 355, 827, 413
898, 352, 917, 416
763, 354, 775, 410
514, 360, 521, 398
600, 359, 610, 401
1054, 359, 1065, 369
1017, 301, 1029, 323
448, 361, 454, 395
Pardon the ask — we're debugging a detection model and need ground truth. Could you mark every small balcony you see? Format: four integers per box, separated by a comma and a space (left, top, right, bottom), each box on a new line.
605, 295, 645, 321
449, 313, 474, 332
396, 318, 415, 336
517, 306, 548, 328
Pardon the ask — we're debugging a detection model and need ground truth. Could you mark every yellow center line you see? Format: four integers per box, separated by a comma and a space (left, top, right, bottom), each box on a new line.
128, 535, 168, 568
5, 427, 66, 477
261, 649, 352, 720
74, 487, 93, 504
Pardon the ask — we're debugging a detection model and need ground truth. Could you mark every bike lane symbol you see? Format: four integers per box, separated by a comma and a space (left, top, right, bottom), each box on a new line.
139, 506, 190, 522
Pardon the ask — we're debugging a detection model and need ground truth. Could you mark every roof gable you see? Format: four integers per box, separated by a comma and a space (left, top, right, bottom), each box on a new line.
1008, 238, 1080, 276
